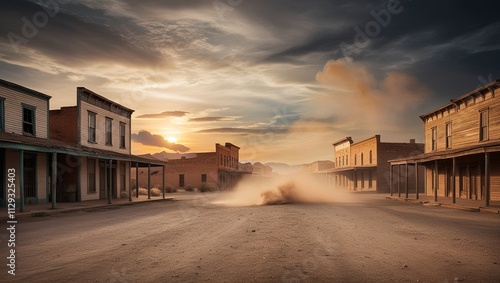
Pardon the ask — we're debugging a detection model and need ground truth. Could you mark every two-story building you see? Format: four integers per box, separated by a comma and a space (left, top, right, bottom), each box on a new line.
0, 79, 165, 211
50, 87, 165, 202
332, 135, 424, 193
0, 79, 52, 209
390, 80, 500, 205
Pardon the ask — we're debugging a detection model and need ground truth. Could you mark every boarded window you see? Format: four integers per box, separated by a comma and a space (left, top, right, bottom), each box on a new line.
479, 110, 488, 141
201, 174, 207, 183
120, 122, 126, 148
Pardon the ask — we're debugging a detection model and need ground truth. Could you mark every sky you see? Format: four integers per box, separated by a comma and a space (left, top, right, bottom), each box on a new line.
1, 0, 499, 164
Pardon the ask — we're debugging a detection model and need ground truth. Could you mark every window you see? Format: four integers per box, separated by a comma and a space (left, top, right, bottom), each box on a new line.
0, 97, 5, 131
105, 117, 112, 145
369, 150, 373, 164
479, 109, 489, 141
446, 122, 452, 148
119, 122, 126, 148
22, 104, 36, 136
88, 112, 96, 143
88, 159, 96, 193
342, 156, 344, 166
346, 155, 348, 166
354, 154, 357, 165
368, 171, 372, 188
361, 153, 364, 165
431, 127, 437, 151
201, 174, 207, 183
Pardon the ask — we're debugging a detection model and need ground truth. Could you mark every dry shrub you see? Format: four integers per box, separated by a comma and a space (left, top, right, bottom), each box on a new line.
120, 192, 128, 198
166, 186, 177, 193
151, 188, 162, 196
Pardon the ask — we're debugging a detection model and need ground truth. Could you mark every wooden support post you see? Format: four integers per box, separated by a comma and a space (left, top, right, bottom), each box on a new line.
415, 163, 419, 200
135, 162, 139, 198
108, 159, 112, 204
452, 158, 456, 204
390, 165, 393, 196
434, 160, 438, 202
405, 163, 409, 199
19, 150, 24, 212
147, 163, 151, 199
485, 153, 490, 207
398, 165, 401, 198
51, 152, 57, 209
162, 164, 166, 199
128, 161, 132, 202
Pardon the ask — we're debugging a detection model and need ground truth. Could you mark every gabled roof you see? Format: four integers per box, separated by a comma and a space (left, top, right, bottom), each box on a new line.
0, 79, 51, 100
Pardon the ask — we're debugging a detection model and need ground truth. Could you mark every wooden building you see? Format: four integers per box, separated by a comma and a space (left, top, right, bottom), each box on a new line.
0, 79, 164, 211
332, 135, 424, 193
390, 80, 500, 205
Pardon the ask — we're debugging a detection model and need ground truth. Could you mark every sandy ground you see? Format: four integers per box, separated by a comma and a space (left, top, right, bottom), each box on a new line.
1, 191, 499, 282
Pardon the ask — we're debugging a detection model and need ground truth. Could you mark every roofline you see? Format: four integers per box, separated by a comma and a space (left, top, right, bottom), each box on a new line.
332, 136, 353, 146
0, 79, 52, 100
419, 79, 500, 121
77, 87, 135, 113
351, 134, 380, 146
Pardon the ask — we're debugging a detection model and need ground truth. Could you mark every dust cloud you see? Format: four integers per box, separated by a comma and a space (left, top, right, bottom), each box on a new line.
213, 174, 354, 206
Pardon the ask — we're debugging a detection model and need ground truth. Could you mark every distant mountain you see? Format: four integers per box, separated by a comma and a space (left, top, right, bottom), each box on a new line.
264, 162, 300, 175
152, 151, 197, 161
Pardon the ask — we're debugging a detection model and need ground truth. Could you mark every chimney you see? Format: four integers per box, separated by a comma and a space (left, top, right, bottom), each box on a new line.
410, 139, 415, 144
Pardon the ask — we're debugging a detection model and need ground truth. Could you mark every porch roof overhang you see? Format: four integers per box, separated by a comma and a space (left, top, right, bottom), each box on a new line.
389, 140, 500, 165
0, 132, 165, 166
330, 165, 377, 172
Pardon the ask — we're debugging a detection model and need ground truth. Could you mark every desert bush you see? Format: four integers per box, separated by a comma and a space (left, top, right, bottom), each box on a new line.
151, 188, 162, 196
120, 192, 128, 198
132, 188, 148, 196
185, 185, 195, 192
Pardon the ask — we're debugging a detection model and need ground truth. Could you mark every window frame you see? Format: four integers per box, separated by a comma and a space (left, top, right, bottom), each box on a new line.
22, 103, 36, 136
201, 174, 207, 183
431, 127, 437, 151
119, 122, 126, 149
105, 117, 113, 146
445, 122, 452, 149
88, 111, 97, 143
479, 109, 489, 141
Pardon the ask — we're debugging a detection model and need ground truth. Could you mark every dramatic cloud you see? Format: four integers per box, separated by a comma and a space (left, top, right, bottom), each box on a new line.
188, 116, 237, 122
136, 111, 189, 119
132, 130, 190, 153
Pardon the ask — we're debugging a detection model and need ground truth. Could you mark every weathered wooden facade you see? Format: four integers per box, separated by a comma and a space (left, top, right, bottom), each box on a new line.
390, 79, 500, 205
0, 79, 165, 211
332, 135, 424, 193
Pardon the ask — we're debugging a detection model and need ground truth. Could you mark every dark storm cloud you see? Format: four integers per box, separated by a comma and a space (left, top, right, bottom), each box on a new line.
132, 130, 190, 152
0, 0, 165, 67
136, 111, 189, 119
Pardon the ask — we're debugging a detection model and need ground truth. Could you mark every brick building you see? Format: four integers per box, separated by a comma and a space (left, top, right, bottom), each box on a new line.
331, 135, 424, 193
165, 142, 244, 190
390, 80, 500, 205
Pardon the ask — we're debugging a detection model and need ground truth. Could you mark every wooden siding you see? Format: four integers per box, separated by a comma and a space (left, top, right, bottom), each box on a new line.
4, 149, 48, 201
80, 101, 131, 154
423, 88, 500, 153
0, 85, 49, 138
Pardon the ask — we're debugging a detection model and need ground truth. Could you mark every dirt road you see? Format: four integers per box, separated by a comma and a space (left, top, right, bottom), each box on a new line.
2, 192, 499, 282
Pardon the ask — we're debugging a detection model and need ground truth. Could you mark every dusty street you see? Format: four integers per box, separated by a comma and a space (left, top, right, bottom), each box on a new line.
1, 192, 499, 282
